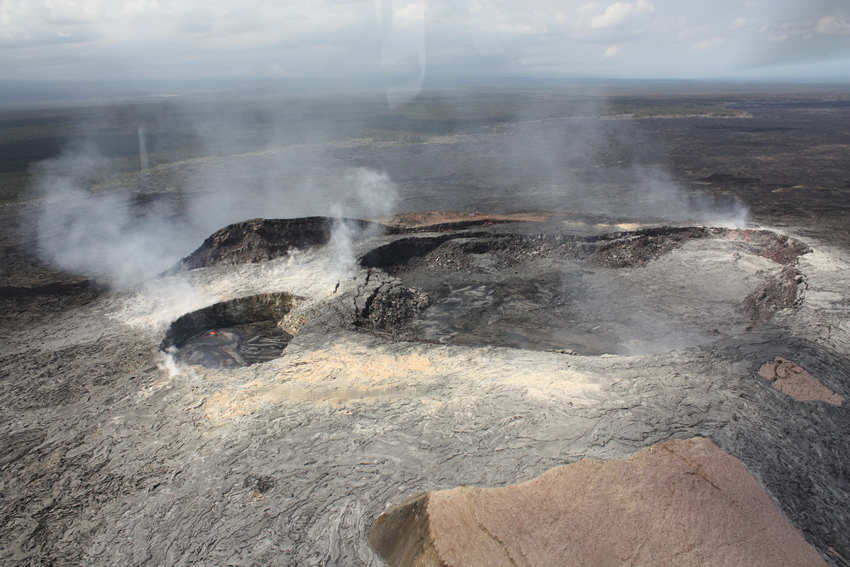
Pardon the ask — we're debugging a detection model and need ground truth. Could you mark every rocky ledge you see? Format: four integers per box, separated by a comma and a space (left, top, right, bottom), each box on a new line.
370, 437, 827, 567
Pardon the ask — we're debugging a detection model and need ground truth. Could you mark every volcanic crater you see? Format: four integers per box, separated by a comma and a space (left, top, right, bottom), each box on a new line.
162, 217, 812, 367
356, 222, 810, 355
6, 210, 850, 567
161, 292, 299, 368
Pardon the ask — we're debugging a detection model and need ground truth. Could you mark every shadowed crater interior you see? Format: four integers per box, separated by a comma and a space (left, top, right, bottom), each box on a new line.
359, 226, 811, 355
160, 292, 299, 368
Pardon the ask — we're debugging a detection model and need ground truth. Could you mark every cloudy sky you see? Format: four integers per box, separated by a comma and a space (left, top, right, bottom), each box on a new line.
1, 0, 849, 86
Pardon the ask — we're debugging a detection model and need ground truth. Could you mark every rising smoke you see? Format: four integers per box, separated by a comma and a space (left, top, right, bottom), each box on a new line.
28, 90, 748, 292
31, 143, 197, 287
29, 113, 400, 290
328, 167, 399, 281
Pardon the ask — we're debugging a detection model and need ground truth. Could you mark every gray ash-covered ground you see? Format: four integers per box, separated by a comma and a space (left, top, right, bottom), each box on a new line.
1, 89, 850, 566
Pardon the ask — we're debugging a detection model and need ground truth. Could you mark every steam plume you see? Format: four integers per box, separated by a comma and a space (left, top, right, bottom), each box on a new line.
138, 125, 149, 170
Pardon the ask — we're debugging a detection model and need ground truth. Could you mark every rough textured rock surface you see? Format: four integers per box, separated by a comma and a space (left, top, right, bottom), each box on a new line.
371, 437, 828, 567
166, 217, 386, 273
1, 213, 848, 566
356, 279, 432, 334
759, 357, 844, 406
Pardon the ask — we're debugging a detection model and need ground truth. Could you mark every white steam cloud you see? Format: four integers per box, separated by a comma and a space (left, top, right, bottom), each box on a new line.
328, 168, 399, 281
30, 137, 399, 289
31, 144, 197, 287
617, 166, 749, 227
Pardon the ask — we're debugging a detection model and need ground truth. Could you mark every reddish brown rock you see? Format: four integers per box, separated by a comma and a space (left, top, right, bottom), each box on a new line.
370, 438, 827, 567
758, 357, 844, 406
379, 210, 552, 230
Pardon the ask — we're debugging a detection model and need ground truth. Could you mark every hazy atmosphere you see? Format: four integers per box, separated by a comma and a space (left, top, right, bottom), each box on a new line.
2, 0, 849, 97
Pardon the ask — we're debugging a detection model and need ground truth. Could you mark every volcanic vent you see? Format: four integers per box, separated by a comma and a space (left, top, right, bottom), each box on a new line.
358, 223, 811, 355
161, 292, 299, 368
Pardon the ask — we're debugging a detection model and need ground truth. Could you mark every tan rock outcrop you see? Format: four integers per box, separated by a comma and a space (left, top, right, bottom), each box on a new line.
370, 438, 827, 566
758, 357, 844, 405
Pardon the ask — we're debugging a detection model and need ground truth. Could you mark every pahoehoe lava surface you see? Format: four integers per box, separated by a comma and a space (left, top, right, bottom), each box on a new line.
2, 92, 850, 566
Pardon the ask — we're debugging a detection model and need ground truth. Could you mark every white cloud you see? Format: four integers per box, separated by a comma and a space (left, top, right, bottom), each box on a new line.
578, 2, 601, 17
693, 37, 724, 50
590, 0, 654, 30
175, 10, 215, 34
468, 0, 515, 56
120, 0, 168, 20
394, 2, 426, 24
0, 0, 848, 85
816, 15, 850, 35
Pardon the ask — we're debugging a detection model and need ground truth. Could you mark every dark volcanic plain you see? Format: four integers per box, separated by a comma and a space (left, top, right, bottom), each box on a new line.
1, 82, 849, 565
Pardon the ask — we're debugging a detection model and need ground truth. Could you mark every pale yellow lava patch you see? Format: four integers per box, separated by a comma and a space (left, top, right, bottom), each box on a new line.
204, 388, 257, 423
592, 222, 642, 232
291, 343, 438, 383
202, 345, 445, 423
501, 369, 602, 402
203, 380, 429, 424
202, 339, 603, 423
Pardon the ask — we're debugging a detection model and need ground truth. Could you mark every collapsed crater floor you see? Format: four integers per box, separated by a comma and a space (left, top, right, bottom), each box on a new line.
161, 292, 299, 368
358, 226, 809, 355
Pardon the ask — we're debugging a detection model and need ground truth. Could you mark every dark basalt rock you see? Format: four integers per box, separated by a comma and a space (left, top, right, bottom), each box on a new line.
701, 172, 761, 184
357, 282, 432, 333
166, 217, 388, 273
368, 493, 439, 567
361, 227, 809, 273
741, 264, 804, 327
